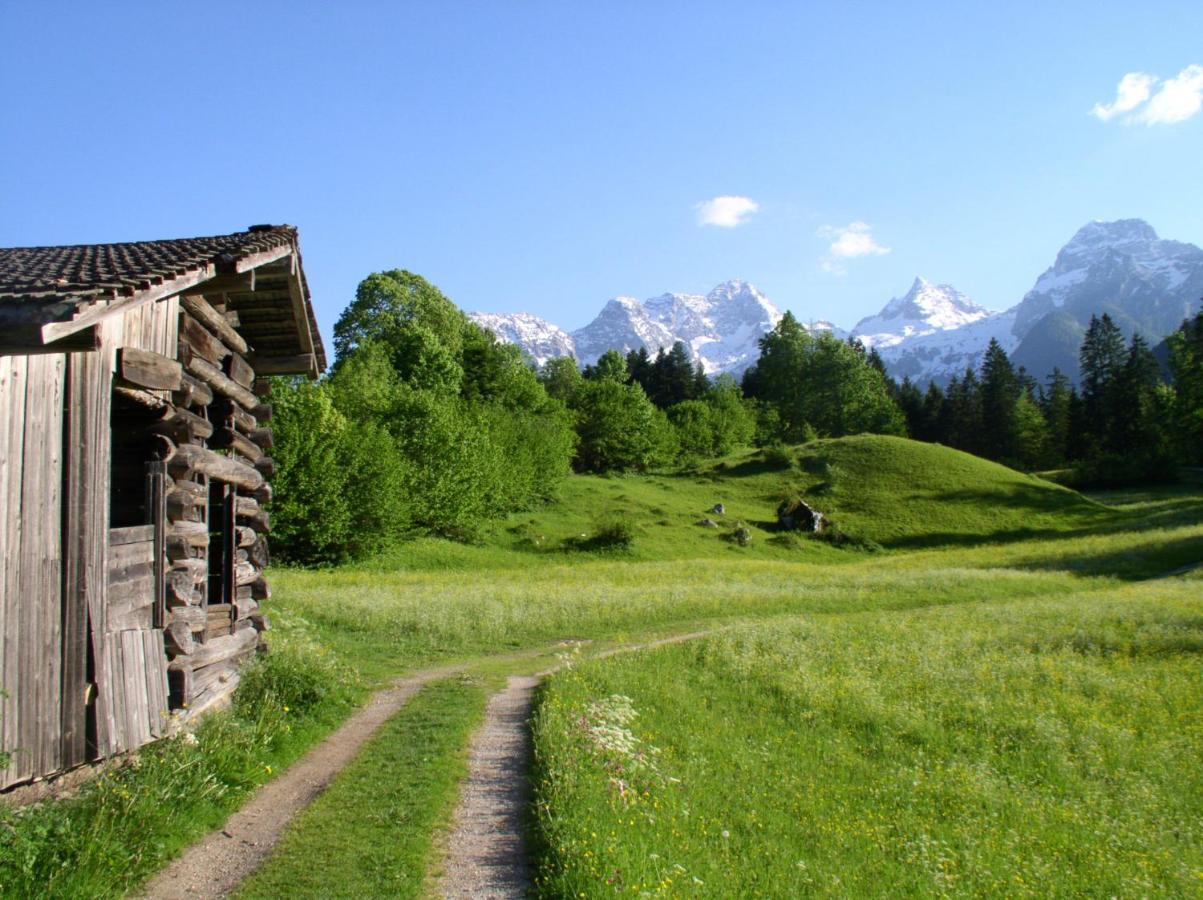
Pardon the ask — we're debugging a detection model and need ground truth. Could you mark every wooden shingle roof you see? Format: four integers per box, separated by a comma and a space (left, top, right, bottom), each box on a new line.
0, 225, 325, 372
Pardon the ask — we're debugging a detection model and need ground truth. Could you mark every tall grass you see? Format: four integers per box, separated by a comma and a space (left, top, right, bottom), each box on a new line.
531, 576, 1203, 897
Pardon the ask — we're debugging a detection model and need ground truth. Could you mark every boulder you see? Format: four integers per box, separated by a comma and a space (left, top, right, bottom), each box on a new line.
697, 518, 720, 528
712, 503, 725, 515
776, 496, 826, 533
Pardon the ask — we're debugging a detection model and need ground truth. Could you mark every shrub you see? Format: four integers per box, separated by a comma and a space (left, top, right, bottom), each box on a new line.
762, 445, 794, 470
564, 516, 636, 553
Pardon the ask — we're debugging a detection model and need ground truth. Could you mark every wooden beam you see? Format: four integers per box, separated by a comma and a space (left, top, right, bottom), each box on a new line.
0, 325, 100, 356
211, 427, 264, 463
167, 627, 258, 671
231, 244, 292, 274
181, 349, 260, 409
173, 372, 214, 409
285, 266, 318, 375
114, 385, 169, 412
164, 440, 264, 492
151, 405, 215, 444
116, 347, 182, 391
200, 271, 254, 293
180, 294, 249, 356
179, 313, 231, 364
224, 353, 255, 389
42, 266, 215, 343
247, 353, 316, 376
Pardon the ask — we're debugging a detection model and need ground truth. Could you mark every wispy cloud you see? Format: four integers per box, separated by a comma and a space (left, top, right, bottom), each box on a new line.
818, 221, 890, 274
695, 195, 759, 227
1092, 65, 1203, 125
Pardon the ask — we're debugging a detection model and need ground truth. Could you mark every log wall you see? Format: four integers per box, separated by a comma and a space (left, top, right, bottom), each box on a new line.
0, 290, 274, 789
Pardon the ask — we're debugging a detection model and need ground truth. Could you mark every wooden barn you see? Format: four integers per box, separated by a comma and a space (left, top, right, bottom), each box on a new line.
0, 225, 325, 789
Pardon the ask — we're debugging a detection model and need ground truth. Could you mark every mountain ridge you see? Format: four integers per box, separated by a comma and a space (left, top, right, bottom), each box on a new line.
469, 219, 1203, 382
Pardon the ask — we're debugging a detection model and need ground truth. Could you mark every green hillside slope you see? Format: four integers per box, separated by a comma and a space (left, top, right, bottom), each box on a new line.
384, 436, 1112, 566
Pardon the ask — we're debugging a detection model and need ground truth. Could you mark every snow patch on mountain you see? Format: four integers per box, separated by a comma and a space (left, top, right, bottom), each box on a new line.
467, 311, 576, 367
852, 277, 993, 350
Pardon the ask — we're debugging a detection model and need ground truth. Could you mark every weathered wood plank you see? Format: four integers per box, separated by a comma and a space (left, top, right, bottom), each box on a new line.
145, 630, 168, 738
181, 350, 260, 409
165, 441, 264, 492
211, 428, 264, 463
0, 326, 100, 356
248, 353, 316, 376
167, 627, 257, 671
111, 524, 156, 546
179, 313, 231, 364
179, 294, 249, 355
19, 355, 65, 780
224, 353, 255, 390
212, 398, 256, 433
173, 372, 214, 409
0, 355, 24, 783
117, 347, 182, 391
249, 427, 274, 450
151, 405, 214, 444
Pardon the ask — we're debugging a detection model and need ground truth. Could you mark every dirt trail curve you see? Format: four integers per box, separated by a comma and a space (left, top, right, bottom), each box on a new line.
438, 631, 714, 899
138, 662, 468, 900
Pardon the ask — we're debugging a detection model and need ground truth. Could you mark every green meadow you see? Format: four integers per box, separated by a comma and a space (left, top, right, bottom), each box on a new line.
1, 436, 1201, 897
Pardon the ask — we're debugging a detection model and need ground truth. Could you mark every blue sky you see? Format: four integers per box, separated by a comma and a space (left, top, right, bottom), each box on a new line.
2, 1, 1201, 344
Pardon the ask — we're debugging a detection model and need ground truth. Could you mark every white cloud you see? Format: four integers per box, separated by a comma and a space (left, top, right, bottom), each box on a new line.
1136, 64, 1203, 124
1091, 72, 1156, 121
818, 221, 890, 274
695, 195, 759, 227
1092, 65, 1203, 125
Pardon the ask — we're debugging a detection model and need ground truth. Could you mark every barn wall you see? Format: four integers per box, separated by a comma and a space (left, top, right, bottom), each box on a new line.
0, 352, 67, 788
1, 290, 273, 790
1, 297, 179, 788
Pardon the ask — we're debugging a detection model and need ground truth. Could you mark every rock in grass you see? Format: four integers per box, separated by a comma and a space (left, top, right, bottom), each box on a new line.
776, 496, 827, 533
697, 518, 720, 528
712, 503, 725, 515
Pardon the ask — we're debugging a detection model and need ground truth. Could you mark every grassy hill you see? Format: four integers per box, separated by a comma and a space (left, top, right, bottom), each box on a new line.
380, 435, 1113, 567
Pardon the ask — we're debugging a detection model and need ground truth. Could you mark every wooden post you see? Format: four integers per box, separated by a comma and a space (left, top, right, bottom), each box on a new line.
145, 463, 168, 630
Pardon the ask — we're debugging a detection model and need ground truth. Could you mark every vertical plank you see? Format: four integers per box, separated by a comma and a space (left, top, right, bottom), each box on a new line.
60, 352, 88, 767
164, 296, 180, 359
145, 630, 167, 739
90, 323, 117, 757
0, 355, 28, 786
25, 355, 65, 778
14, 355, 60, 784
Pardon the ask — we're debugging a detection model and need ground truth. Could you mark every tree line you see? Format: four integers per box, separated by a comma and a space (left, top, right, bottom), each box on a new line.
270, 268, 1203, 565
270, 272, 755, 564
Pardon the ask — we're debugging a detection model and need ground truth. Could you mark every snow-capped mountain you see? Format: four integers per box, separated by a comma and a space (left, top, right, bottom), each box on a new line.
575, 280, 785, 374
1008, 219, 1203, 380
470, 219, 1202, 385
472, 280, 806, 375
467, 312, 575, 367
878, 220, 1203, 383
852, 277, 992, 350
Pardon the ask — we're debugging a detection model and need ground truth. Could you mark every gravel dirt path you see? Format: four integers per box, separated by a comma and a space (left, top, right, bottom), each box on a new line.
138, 663, 467, 899
438, 630, 714, 899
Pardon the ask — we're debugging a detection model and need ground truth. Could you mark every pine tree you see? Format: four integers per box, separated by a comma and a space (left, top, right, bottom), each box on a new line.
921, 381, 946, 443
979, 338, 1020, 462
1078, 313, 1126, 454
1040, 368, 1072, 466
1168, 309, 1203, 463
944, 368, 984, 455
1113, 334, 1162, 456
895, 376, 925, 438
626, 347, 652, 393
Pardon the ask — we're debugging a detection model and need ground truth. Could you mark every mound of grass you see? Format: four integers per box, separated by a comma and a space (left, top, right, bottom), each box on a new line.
788, 435, 1111, 548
